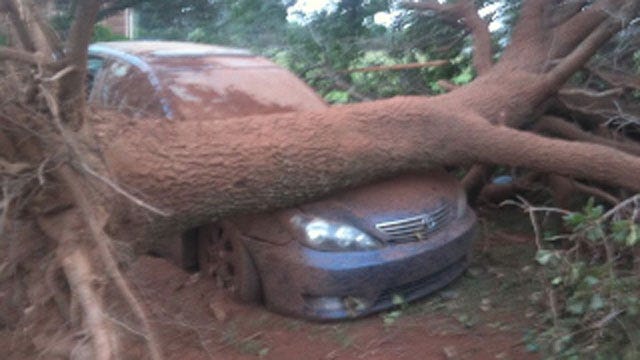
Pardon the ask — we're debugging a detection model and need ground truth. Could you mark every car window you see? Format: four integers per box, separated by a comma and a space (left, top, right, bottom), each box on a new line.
150, 56, 327, 120
88, 57, 166, 119
87, 56, 105, 97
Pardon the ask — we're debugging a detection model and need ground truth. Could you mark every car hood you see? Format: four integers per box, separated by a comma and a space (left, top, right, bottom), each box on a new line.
232, 170, 463, 245
296, 170, 460, 231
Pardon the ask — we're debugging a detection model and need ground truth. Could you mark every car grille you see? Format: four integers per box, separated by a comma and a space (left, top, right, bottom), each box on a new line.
375, 203, 452, 243
376, 256, 467, 305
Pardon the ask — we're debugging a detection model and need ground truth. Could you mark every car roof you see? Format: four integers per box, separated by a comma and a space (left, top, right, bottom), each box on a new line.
90, 41, 252, 61
87, 41, 328, 120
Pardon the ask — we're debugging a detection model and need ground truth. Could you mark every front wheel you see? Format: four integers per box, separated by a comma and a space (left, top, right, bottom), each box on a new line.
197, 222, 261, 303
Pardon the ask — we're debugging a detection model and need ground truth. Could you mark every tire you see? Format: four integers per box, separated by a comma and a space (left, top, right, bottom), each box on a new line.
197, 222, 261, 303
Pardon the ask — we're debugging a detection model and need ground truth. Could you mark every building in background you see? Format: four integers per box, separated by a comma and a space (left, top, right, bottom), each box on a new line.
100, 8, 135, 39
40, 0, 135, 39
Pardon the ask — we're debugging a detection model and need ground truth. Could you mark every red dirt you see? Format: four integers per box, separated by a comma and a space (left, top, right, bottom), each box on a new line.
118, 229, 540, 360
1, 224, 541, 360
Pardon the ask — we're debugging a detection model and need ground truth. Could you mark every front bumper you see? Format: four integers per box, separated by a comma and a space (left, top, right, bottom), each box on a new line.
243, 211, 477, 320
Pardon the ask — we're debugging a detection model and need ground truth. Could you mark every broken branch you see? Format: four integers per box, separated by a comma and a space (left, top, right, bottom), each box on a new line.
547, 1, 639, 87
341, 60, 449, 73
535, 115, 640, 157
0, 46, 39, 64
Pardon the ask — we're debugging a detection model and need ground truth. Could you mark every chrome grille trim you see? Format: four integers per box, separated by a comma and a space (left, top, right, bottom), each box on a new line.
375, 203, 452, 243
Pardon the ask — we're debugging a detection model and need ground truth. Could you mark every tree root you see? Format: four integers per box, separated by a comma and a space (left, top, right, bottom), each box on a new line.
59, 248, 116, 360
462, 164, 492, 204
58, 165, 164, 360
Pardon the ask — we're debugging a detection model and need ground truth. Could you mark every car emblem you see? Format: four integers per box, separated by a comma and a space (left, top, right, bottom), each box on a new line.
421, 215, 436, 230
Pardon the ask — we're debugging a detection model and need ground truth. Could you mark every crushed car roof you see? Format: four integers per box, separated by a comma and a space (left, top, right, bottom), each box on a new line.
90, 41, 252, 59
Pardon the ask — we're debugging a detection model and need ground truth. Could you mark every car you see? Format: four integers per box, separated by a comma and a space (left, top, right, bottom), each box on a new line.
87, 41, 477, 320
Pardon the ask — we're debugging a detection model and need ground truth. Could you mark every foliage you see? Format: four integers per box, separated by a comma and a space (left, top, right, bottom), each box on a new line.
380, 293, 409, 326
135, 0, 290, 49
132, 0, 478, 102
530, 198, 640, 359
92, 24, 128, 42
48, 1, 128, 42
278, 0, 471, 101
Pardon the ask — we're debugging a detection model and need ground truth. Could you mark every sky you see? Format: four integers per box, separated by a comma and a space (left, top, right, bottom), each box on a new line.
288, 0, 402, 26
287, 0, 338, 23
288, 0, 503, 31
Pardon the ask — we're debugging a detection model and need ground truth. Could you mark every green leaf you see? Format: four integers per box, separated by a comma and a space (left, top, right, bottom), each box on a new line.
569, 262, 585, 284
587, 205, 604, 218
626, 224, 639, 247
382, 310, 402, 325
586, 225, 605, 242
583, 275, 599, 287
612, 220, 631, 243
567, 300, 585, 315
563, 212, 585, 228
392, 294, 405, 306
582, 196, 603, 218
451, 66, 474, 85
258, 348, 270, 358
535, 249, 558, 266
543, 230, 557, 240
589, 294, 605, 311
525, 342, 540, 353
324, 90, 350, 104
553, 335, 572, 353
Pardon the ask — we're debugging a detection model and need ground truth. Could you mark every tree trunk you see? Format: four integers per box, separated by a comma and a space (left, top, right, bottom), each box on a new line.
103, 92, 640, 237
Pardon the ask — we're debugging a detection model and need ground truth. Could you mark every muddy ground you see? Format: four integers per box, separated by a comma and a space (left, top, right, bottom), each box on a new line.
3, 209, 545, 359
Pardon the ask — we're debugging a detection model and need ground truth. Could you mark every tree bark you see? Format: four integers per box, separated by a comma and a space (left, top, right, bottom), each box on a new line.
103, 95, 640, 236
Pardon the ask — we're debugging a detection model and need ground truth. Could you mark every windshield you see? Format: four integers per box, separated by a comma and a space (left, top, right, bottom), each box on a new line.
148, 56, 327, 120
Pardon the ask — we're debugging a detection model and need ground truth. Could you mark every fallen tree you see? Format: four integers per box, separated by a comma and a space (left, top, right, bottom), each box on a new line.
1, 0, 640, 358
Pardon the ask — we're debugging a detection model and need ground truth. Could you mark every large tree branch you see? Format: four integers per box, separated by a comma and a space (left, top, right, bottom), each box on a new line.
509, 0, 555, 41
534, 115, 640, 156
549, 0, 616, 59
462, 117, 640, 192
500, 0, 555, 70
102, 97, 640, 237
402, 0, 493, 74
500, 0, 636, 73
546, 1, 590, 28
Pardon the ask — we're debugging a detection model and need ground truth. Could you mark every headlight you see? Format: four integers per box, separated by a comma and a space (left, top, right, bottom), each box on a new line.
291, 216, 382, 251
456, 189, 468, 219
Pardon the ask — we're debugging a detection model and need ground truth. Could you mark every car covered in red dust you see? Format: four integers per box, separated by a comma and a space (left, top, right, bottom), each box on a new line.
87, 41, 476, 320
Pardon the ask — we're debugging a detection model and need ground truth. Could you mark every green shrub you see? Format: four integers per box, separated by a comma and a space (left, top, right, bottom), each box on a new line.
529, 197, 640, 359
